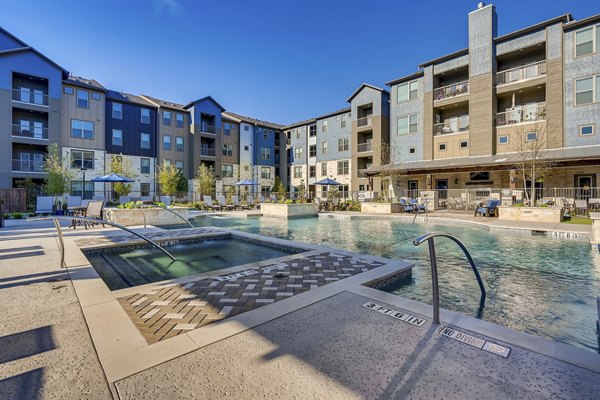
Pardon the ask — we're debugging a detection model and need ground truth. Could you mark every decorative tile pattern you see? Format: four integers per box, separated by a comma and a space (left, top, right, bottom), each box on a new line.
118, 252, 384, 344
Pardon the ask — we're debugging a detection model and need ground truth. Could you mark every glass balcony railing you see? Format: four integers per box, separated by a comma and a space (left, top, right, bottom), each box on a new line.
357, 142, 372, 152
201, 147, 216, 157
12, 88, 48, 106
496, 60, 546, 86
496, 102, 546, 127
357, 115, 372, 127
200, 122, 216, 134
433, 116, 469, 136
433, 80, 469, 101
12, 158, 45, 172
12, 124, 48, 139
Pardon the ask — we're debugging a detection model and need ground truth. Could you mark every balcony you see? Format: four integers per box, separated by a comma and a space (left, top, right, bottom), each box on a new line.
496, 61, 546, 86
496, 103, 546, 127
12, 124, 48, 139
357, 169, 370, 178
433, 80, 469, 101
434, 116, 469, 136
12, 88, 48, 106
201, 147, 216, 157
200, 122, 216, 134
357, 142, 372, 152
357, 115, 372, 127
12, 158, 45, 172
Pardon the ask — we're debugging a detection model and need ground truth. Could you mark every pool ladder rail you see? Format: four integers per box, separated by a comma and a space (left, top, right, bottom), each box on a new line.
413, 232, 487, 324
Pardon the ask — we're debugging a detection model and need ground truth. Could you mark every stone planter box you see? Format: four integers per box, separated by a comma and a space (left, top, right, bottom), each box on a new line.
498, 206, 563, 224
360, 202, 402, 214
104, 207, 189, 227
260, 203, 319, 218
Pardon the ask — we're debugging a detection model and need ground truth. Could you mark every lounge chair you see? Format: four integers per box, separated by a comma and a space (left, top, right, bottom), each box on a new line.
574, 200, 588, 216
474, 199, 500, 217
399, 199, 415, 213
247, 195, 259, 210
232, 196, 249, 210
410, 199, 426, 213
35, 196, 54, 215
67, 196, 81, 208
330, 197, 340, 211
203, 196, 221, 212
217, 195, 235, 211
316, 198, 327, 212
83, 201, 105, 229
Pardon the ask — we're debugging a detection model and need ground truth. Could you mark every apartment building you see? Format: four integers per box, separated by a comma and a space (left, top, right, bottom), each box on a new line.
385, 4, 600, 196
218, 113, 241, 188
286, 120, 311, 195
315, 108, 352, 197
185, 96, 224, 180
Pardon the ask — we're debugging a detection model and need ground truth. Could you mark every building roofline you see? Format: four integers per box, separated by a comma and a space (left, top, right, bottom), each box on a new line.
315, 107, 351, 121
495, 13, 573, 43
0, 46, 69, 79
418, 48, 469, 69
283, 118, 316, 130
346, 83, 389, 103
183, 96, 226, 112
223, 111, 284, 130
0, 25, 28, 48
140, 94, 188, 112
563, 13, 600, 32
64, 76, 106, 92
386, 71, 424, 87
105, 90, 157, 107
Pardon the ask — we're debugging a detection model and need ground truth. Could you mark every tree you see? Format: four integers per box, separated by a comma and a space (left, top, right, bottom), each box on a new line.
377, 142, 405, 201
43, 143, 75, 203
512, 121, 555, 206
226, 185, 236, 204
110, 154, 134, 197
176, 171, 188, 193
195, 163, 216, 197
157, 161, 180, 196
271, 176, 286, 201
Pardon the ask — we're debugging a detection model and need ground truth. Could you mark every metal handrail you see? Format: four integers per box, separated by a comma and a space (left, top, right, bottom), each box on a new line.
31, 216, 177, 268
412, 200, 428, 224
151, 202, 194, 228
413, 232, 487, 324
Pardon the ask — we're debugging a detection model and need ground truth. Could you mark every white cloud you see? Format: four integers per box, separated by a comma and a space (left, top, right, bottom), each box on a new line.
154, 0, 181, 15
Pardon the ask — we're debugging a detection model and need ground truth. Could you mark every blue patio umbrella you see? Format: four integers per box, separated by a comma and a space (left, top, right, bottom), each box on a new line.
91, 173, 134, 201
315, 177, 341, 186
233, 179, 259, 186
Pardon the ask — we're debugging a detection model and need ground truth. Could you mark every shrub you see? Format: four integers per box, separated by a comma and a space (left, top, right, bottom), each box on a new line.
13, 212, 23, 219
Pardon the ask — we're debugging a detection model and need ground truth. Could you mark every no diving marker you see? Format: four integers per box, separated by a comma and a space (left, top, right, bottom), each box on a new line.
362, 302, 426, 327
440, 326, 511, 358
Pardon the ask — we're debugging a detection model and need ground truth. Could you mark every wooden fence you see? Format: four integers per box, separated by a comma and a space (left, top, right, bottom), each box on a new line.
0, 188, 27, 213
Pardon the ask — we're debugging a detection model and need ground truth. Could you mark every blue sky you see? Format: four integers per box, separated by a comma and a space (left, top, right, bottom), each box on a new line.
2, 0, 599, 124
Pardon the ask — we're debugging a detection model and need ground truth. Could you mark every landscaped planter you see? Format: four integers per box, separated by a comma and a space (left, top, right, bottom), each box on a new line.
260, 203, 319, 218
360, 202, 402, 214
498, 206, 563, 224
104, 207, 190, 227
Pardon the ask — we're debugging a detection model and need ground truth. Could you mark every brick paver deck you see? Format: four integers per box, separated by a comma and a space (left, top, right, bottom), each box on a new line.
118, 252, 384, 343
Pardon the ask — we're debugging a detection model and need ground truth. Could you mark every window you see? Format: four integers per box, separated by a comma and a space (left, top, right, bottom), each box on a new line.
459, 140, 468, 149
575, 77, 594, 105
222, 164, 234, 177
176, 136, 184, 151
470, 172, 489, 181
244, 125, 249, 131
294, 147, 303, 160
309, 165, 316, 178
140, 158, 151, 174
409, 147, 416, 154
340, 114, 347, 128
398, 114, 418, 134
337, 160, 349, 175
263, 131, 268, 140
64, 87, 73, 95
222, 144, 233, 156
71, 120, 94, 139
498, 135, 509, 144
580, 125, 594, 136
176, 113, 184, 128
112, 103, 122, 119
575, 27, 594, 57
164, 159, 171, 167
175, 160, 184, 170
296, 130, 301, 139
261, 167, 271, 179
244, 145, 249, 151
261, 148, 270, 160
76, 89, 88, 108
309, 145, 317, 158
70, 181, 94, 199
397, 80, 418, 103
91, 92, 101, 100
309, 125, 317, 137
224, 123, 231, 135
321, 162, 327, 176
294, 166, 302, 178
322, 141, 328, 154
439, 143, 447, 151
322, 120, 328, 133
359, 184, 366, 191
112, 129, 122, 146
338, 138, 349, 152
71, 150, 94, 169
163, 111, 171, 126
141, 133, 150, 149
162, 135, 171, 150
141, 108, 150, 124
526, 132, 537, 141
140, 183, 150, 197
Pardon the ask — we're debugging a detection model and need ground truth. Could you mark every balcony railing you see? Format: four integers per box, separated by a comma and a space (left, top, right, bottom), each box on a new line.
496, 103, 546, 127
12, 159, 45, 172
357, 115, 372, 127
357, 169, 370, 178
200, 122, 216, 134
496, 60, 546, 86
201, 147, 216, 157
12, 88, 48, 106
433, 80, 469, 101
12, 124, 48, 139
357, 142, 372, 152
434, 116, 469, 136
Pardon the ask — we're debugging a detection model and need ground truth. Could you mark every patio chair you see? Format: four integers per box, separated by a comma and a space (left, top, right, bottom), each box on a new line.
83, 201, 105, 229
246, 195, 259, 210
203, 196, 221, 212
574, 200, 588, 216
330, 197, 340, 211
34, 196, 54, 215
474, 199, 500, 217
232, 196, 249, 210
399, 199, 415, 213
316, 198, 327, 212
410, 199, 426, 213
119, 196, 132, 205
217, 195, 235, 211
67, 196, 82, 208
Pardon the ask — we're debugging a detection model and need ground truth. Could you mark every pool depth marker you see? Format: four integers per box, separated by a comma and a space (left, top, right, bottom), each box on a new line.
362, 302, 426, 327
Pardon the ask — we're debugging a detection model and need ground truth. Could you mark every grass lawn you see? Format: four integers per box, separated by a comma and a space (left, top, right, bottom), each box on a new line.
563, 217, 592, 225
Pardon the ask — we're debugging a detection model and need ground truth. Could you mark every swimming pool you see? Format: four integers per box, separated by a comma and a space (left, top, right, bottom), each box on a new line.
84, 235, 301, 290
190, 215, 600, 353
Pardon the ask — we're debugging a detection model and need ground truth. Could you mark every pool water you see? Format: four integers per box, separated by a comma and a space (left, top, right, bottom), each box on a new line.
191, 216, 600, 353
85, 237, 297, 291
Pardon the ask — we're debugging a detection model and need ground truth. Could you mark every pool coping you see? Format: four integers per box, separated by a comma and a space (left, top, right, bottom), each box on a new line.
64, 227, 414, 383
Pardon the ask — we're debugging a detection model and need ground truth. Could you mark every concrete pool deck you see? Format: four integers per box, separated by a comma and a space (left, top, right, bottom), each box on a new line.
0, 219, 599, 398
